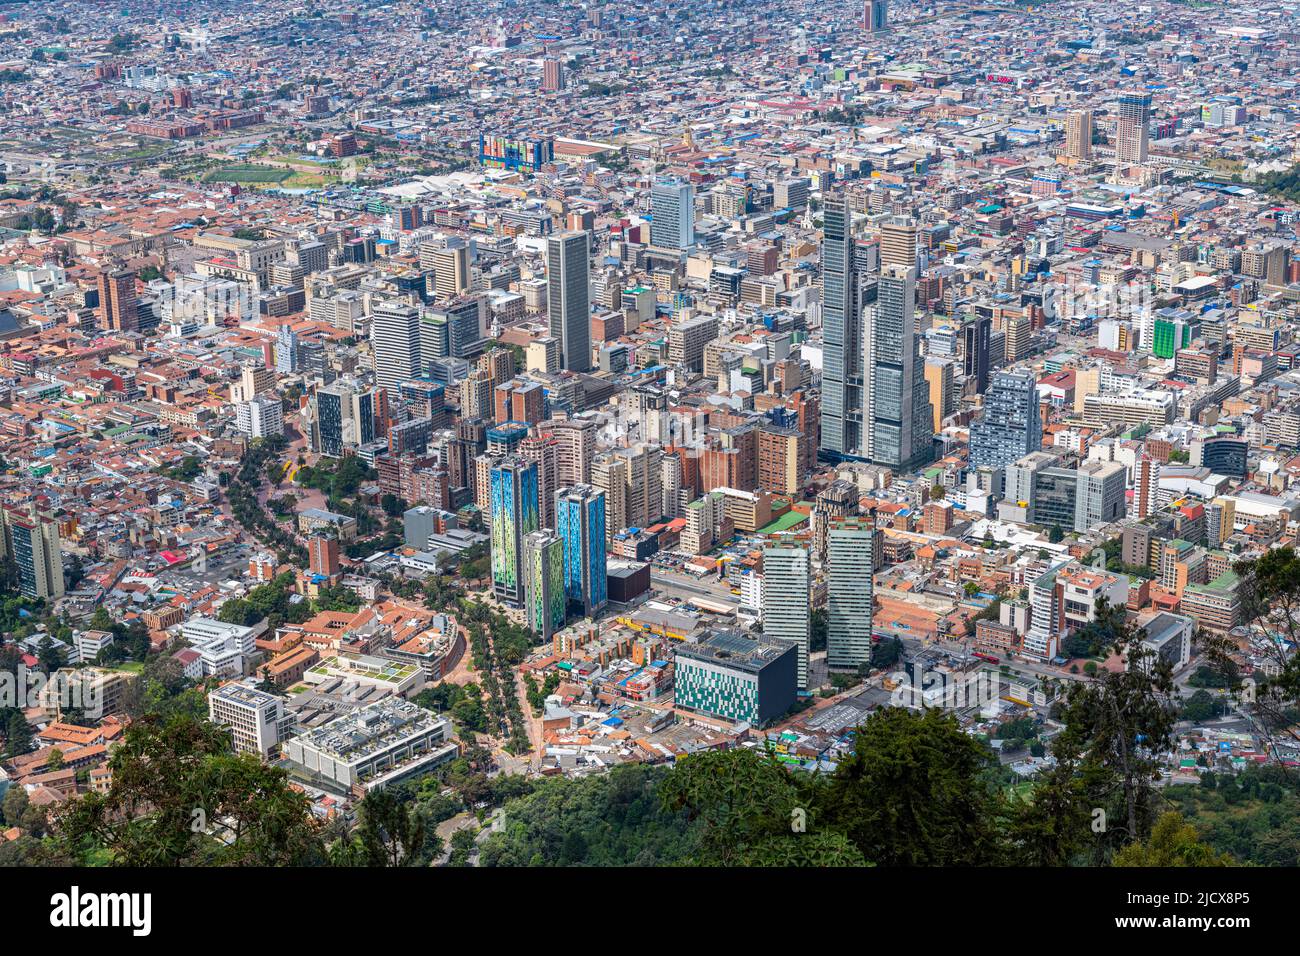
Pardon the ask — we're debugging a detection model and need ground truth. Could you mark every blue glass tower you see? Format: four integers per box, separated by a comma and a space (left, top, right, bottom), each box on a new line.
555, 484, 607, 619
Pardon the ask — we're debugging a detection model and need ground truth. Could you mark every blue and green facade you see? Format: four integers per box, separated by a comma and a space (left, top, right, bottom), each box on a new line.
490, 456, 539, 605
556, 484, 607, 619
523, 530, 566, 639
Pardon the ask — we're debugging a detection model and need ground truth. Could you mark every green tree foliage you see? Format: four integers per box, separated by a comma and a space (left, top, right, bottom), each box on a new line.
1112, 811, 1234, 867
482, 764, 703, 866
51, 713, 326, 866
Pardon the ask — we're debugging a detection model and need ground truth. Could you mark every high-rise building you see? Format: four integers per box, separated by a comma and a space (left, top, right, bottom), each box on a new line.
962, 314, 991, 395
1115, 91, 1151, 166
541, 57, 566, 92
865, 0, 889, 32
2, 503, 65, 601
96, 266, 139, 333
490, 457, 540, 605
1133, 453, 1160, 521
308, 535, 340, 578
827, 518, 874, 672
555, 484, 608, 619
650, 179, 696, 251
312, 380, 388, 457
1064, 110, 1093, 161
879, 217, 918, 273
762, 543, 811, 690
235, 395, 285, 440
970, 371, 1042, 471
546, 231, 591, 372
868, 266, 934, 471
427, 241, 471, 300
819, 195, 861, 458
371, 302, 422, 399
275, 324, 299, 373
522, 530, 566, 639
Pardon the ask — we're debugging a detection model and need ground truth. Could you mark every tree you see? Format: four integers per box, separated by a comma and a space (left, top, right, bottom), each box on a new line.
1204, 548, 1300, 767
1054, 600, 1179, 848
1112, 812, 1234, 867
1048, 525, 1064, 544
824, 708, 1006, 865
51, 713, 326, 866
357, 788, 430, 866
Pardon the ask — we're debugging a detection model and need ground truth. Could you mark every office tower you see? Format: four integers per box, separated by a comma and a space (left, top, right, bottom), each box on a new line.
235, 395, 285, 439
826, 518, 874, 672
519, 434, 558, 528
924, 359, 954, 433
490, 456, 540, 605
542, 57, 566, 92
879, 217, 918, 274
650, 179, 696, 251
2, 503, 65, 601
371, 302, 421, 399
1133, 453, 1160, 521
865, 0, 888, 31
762, 543, 811, 690
546, 231, 591, 372
523, 530, 566, 639
970, 371, 1042, 471
1064, 110, 1093, 161
962, 314, 992, 395
313, 380, 388, 457
869, 266, 934, 471
556, 484, 607, 619
96, 266, 139, 333
1115, 91, 1151, 165
308, 535, 340, 578
276, 324, 299, 374
428, 241, 471, 300
422, 297, 482, 361
819, 195, 861, 457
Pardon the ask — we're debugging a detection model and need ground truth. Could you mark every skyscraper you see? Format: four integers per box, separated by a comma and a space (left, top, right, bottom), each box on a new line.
879, 216, 918, 273
96, 266, 139, 333
371, 302, 422, 399
962, 314, 992, 395
1064, 110, 1093, 161
555, 484, 607, 619
546, 231, 591, 373
541, 57, 566, 92
827, 518, 874, 672
1115, 91, 1151, 165
650, 179, 696, 251
490, 456, 540, 605
970, 371, 1042, 471
762, 543, 811, 690
865, 0, 888, 32
2, 503, 65, 601
868, 265, 934, 471
819, 195, 861, 458
523, 529, 566, 639
276, 324, 299, 374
